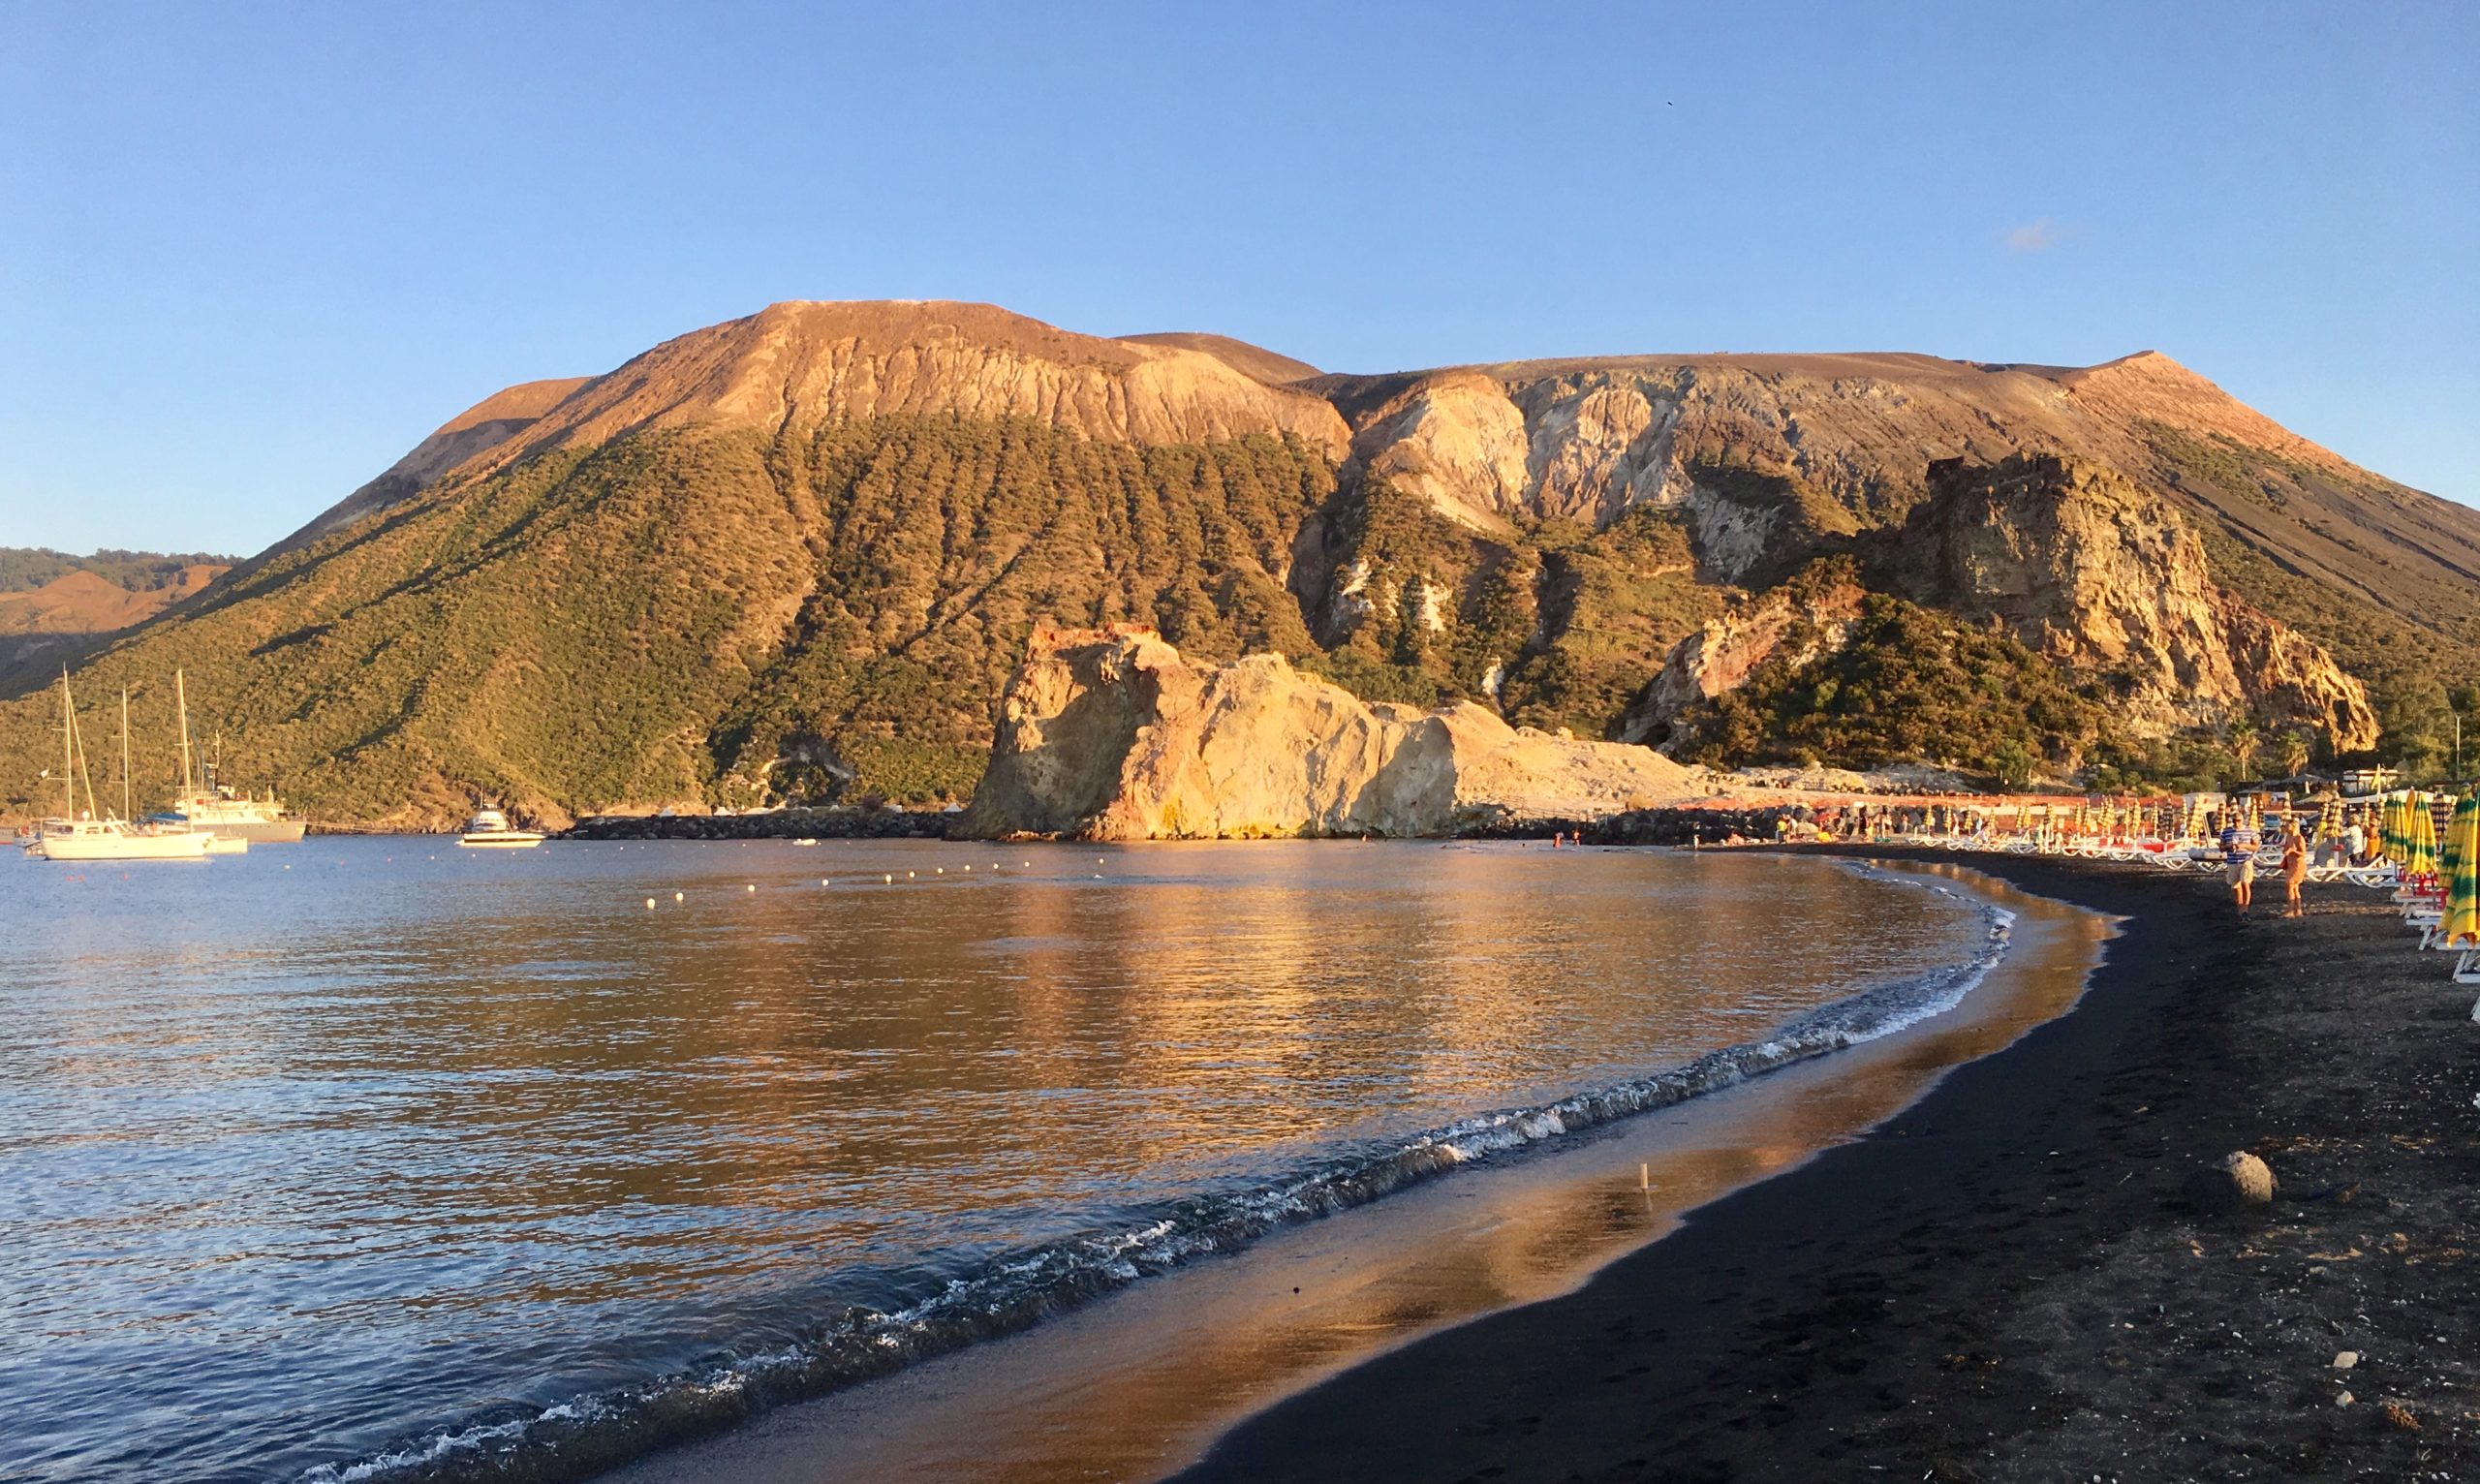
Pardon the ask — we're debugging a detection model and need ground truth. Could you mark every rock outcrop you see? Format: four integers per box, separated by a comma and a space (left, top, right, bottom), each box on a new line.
1621, 574, 1869, 745
1900, 454, 2377, 748
957, 628, 1712, 840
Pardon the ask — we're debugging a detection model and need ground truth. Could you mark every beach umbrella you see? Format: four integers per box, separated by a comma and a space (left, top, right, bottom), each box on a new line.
2443, 794, 2480, 948
2406, 793, 2439, 882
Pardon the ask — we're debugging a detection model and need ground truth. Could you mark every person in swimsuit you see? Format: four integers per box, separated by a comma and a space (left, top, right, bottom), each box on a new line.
2279, 822, 2309, 917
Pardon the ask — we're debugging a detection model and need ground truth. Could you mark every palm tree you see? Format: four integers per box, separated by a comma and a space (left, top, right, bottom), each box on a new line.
2228, 718, 2261, 781
2277, 730, 2311, 780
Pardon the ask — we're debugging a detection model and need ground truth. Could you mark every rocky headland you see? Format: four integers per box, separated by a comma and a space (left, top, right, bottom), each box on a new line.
956, 626, 1714, 840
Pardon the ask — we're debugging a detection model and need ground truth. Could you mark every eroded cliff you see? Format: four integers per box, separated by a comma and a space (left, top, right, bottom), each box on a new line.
957, 628, 1712, 840
1900, 454, 2377, 748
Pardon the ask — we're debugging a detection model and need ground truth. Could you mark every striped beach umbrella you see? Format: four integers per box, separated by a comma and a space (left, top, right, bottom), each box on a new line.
2407, 793, 2439, 882
2443, 794, 2480, 948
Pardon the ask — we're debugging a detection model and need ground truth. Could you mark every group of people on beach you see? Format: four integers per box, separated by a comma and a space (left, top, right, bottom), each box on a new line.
2218, 810, 2317, 917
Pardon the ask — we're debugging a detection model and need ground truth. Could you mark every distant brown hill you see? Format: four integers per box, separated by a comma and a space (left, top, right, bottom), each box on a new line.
0, 300, 2469, 827
0, 552, 230, 675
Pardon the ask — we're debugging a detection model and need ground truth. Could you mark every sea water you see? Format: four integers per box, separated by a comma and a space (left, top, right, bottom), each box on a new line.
0, 838, 1993, 1482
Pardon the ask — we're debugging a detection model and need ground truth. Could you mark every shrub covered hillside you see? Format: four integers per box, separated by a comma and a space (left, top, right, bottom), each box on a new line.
0, 419, 1335, 826
8, 300, 2479, 825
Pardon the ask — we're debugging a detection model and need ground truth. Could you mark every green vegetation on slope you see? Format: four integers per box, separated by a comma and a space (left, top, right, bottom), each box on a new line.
707, 417, 1332, 802
2142, 425, 2480, 774
1294, 483, 1726, 740
0, 418, 1335, 823
1673, 594, 2125, 785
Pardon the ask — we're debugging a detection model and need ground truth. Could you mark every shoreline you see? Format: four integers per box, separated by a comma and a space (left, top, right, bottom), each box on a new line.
596, 855, 2107, 1484
1173, 849, 2480, 1482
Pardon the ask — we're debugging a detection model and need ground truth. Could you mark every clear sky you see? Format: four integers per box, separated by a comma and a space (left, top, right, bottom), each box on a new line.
3, 1, 2472, 554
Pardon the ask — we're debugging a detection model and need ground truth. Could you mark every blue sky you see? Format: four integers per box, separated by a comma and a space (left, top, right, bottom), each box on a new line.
2, 1, 2472, 554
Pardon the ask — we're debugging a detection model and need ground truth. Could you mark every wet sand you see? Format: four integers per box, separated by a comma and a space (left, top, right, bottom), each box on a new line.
1176, 851, 2480, 1482
608, 860, 2112, 1484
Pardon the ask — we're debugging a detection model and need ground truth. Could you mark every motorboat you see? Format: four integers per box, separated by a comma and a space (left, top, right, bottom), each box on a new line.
459, 809, 545, 849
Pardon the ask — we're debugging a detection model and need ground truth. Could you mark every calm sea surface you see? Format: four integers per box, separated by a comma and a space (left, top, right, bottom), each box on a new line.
0, 838, 1985, 1482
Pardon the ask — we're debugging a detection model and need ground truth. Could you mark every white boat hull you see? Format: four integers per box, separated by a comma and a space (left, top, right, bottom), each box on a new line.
39, 829, 214, 861
458, 834, 545, 849
179, 817, 306, 844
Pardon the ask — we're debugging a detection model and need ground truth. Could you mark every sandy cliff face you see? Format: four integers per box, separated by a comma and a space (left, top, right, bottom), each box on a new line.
1901, 454, 2377, 747
957, 628, 1711, 840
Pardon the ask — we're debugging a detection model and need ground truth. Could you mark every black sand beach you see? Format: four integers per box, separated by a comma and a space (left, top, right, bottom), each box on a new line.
1174, 851, 2480, 1483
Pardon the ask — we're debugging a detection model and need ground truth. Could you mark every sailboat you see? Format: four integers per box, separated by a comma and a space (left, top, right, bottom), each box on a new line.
28, 673, 212, 862
160, 671, 306, 844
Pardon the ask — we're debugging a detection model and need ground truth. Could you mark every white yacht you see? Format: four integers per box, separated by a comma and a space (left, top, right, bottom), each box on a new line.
26, 675, 212, 862
162, 672, 306, 843
458, 809, 545, 849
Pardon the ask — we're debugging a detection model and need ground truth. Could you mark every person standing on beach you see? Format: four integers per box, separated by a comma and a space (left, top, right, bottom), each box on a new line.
2219, 810, 2262, 912
2279, 822, 2309, 917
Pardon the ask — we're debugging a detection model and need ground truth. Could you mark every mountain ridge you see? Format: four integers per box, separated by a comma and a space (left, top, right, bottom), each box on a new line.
2, 300, 2468, 827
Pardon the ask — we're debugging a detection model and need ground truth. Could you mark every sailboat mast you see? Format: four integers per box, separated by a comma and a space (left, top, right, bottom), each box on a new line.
120, 688, 132, 823
176, 670, 196, 796
59, 672, 73, 819
70, 684, 99, 821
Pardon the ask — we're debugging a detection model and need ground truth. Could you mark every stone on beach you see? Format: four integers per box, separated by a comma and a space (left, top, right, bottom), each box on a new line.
2180, 1150, 2278, 1217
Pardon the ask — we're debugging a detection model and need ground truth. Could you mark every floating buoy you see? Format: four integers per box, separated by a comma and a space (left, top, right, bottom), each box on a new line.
908, 871, 916, 879
884, 874, 893, 883
674, 891, 683, 902
961, 864, 971, 872
935, 867, 946, 875
645, 898, 656, 910
1023, 860, 1031, 867
821, 879, 829, 886
746, 883, 757, 893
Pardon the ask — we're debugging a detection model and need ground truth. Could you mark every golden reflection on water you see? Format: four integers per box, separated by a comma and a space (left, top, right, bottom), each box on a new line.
0, 842, 2010, 1483
611, 862, 2111, 1484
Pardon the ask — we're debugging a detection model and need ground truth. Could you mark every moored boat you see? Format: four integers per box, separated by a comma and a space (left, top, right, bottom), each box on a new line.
35, 816, 215, 861
164, 671, 307, 843
459, 809, 546, 849
25, 675, 213, 862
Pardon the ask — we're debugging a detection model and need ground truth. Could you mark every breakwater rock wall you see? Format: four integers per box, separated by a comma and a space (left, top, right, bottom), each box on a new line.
1587, 805, 1811, 847
955, 629, 1717, 840
565, 807, 947, 841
